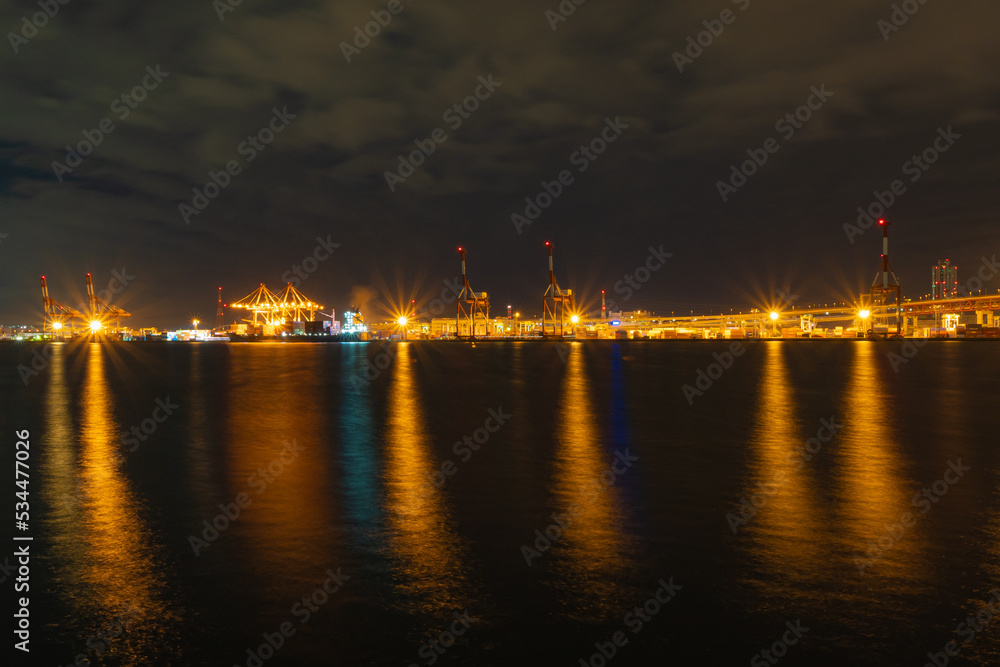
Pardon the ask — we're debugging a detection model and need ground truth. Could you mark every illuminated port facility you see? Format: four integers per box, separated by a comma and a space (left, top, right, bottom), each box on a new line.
29, 221, 1000, 341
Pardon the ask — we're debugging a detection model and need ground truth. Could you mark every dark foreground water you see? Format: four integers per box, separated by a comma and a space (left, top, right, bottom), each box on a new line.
3, 340, 1000, 666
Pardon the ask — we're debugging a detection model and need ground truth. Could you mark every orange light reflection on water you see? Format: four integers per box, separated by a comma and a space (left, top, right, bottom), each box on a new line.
383, 343, 470, 615
835, 343, 922, 581
224, 345, 337, 596
72, 344, 176, 660
551, 344, 630, 612
743, 342, 825, 598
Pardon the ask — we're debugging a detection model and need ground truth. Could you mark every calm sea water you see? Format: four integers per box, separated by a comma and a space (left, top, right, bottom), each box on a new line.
2, 340, 1000, 666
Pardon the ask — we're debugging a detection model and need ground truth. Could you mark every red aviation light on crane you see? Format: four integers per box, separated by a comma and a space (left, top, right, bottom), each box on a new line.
878, 219, 885, 225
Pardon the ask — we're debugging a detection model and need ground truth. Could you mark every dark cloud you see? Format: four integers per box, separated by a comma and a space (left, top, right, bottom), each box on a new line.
1, 0, 998, 325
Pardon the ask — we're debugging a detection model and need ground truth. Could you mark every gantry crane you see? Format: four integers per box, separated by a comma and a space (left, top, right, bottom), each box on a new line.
229, 282, 324, 327
274, 282, 322, 322
868, 219, 902, 335
86, 273, 131, 333
230, 283, 280, 325
456, 247, 489, 338
542, 241, 575, 336
40, 275, 85, 336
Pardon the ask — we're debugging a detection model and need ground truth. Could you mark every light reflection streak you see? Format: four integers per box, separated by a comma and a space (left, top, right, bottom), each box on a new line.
551, 344, 630, 608
340, 344, 380, 542
383, 343, 469, 614
743, 342, 824, 594
72, 343, 176, 659
224, 345, 336, 594
836, 343, 920, 580
185, 344, 218, 518
42, 344, 85, 591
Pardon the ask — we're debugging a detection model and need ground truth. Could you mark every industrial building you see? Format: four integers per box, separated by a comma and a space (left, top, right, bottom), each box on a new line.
932, 259, 959, 300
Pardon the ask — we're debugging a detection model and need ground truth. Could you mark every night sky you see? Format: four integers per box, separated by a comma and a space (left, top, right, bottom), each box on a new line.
2, 0, 998, 327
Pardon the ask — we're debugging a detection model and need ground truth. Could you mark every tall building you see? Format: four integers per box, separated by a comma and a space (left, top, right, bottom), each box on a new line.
932, 259, 958, 300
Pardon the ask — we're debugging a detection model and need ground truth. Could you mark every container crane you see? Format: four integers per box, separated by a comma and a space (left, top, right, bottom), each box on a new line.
542, 241, 575, 336
456, 247, 489, 338
40, 276, 85, 335
85, 273, 132, 333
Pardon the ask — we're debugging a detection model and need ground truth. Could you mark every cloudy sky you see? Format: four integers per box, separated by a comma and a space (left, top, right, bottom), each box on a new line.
2, 0, 998, 326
